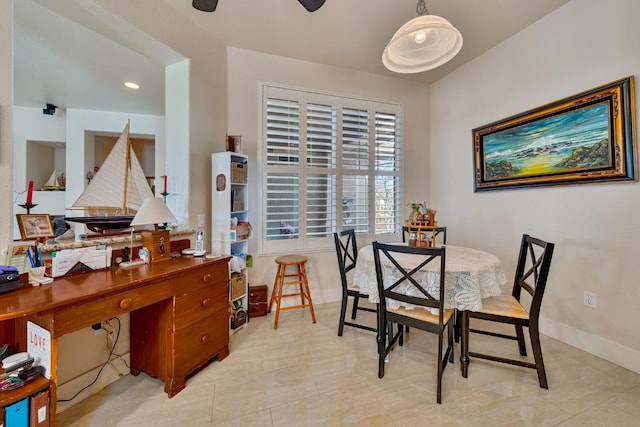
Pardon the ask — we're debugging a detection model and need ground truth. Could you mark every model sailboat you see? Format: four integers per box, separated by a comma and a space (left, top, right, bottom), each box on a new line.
65, 120, 154, 233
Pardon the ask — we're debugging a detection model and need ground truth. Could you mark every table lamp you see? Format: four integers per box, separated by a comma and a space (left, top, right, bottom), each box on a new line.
130, 197, 178, 263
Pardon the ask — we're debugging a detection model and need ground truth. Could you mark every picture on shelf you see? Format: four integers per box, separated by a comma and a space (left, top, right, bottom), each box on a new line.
16, 214, 55, 240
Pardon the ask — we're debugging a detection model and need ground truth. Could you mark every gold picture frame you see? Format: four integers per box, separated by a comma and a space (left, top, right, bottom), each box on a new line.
473, 76, 637, 191
16, 214, 55, 240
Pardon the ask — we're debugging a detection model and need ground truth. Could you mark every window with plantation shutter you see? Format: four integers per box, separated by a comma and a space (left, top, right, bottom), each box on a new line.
262, 85, 402, 253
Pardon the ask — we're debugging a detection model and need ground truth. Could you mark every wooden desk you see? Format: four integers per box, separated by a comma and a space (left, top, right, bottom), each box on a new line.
0, 255, 231, 423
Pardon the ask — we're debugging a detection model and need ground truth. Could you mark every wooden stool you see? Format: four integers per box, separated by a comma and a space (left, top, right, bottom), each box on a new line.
269, 254, 316, 329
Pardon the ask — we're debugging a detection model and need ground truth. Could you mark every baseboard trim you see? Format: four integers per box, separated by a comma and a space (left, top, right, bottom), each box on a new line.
56, 353, 130, 414
541, 316, 640, 374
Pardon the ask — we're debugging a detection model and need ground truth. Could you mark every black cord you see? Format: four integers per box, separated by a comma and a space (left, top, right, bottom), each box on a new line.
57, 317, 120, 403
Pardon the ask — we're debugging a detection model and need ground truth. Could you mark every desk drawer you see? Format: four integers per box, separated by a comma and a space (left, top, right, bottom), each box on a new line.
175, 262, 229, 296
53, 278, 174, 337
174, 282, 228, 330
174, 309, 229, 373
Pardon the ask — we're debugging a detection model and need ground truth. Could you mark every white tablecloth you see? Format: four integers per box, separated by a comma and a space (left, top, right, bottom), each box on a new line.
353, 244, 507, 312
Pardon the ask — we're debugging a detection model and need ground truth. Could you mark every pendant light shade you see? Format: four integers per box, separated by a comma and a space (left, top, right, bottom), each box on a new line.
382, 3, 463, 74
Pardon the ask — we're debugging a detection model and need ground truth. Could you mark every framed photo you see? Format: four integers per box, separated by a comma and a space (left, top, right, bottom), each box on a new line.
4, 240, 35, 274
473, 76, 637, 191
16, 214, 55, 240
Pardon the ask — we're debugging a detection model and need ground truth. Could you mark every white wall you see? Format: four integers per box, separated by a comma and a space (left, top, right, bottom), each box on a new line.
227, 47, 430, 304
430, 0, 640, 373
0, 0, 10, 249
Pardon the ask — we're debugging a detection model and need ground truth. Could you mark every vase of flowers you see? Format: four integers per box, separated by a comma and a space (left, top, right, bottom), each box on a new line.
408, 202, 425, 221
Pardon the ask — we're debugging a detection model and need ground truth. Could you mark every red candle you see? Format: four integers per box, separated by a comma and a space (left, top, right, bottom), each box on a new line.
26, 180, 34, 204
163, 175, 168, 193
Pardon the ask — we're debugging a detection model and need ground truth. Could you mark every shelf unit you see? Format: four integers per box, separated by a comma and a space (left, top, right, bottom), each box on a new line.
211, 152, 250, 330
404, 220, 439, 247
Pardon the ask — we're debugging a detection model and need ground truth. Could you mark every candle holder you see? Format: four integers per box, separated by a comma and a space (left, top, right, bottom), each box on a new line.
160, 193, 170, 229
19, 203, 38, 214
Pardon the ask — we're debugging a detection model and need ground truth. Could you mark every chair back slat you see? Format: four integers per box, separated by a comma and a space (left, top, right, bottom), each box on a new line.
334, 229, 358, 290
373, 242, 447, 317
512, 234, 555, 319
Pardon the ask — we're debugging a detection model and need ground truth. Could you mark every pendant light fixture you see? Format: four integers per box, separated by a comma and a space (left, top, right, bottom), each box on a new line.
382, 0, 463, 74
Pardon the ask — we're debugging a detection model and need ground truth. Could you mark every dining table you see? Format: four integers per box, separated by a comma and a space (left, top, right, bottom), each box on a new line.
353, 243, 508, 312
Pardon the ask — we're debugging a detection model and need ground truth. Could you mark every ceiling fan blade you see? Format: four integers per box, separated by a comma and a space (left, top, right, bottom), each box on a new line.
192, 0, 218, 12
298, 0, 325, 12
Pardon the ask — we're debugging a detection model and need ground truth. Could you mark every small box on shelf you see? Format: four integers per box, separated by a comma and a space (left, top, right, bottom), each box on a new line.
226, 135, 242, 154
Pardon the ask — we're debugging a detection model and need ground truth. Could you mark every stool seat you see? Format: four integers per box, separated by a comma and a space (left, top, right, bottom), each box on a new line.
269, 254, 316, 329
275, 254, 308, 265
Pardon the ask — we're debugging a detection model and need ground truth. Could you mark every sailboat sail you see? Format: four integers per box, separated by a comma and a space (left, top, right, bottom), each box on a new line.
71, 121, 153, 213
66, 121, 154, 232
42, 170, 58, 189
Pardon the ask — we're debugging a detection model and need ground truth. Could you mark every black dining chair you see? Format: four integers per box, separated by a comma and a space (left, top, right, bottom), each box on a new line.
333, 229, 377, 336
401, 225, 448, 335
373, 241, 454, 404
461, 234, 555, 388
402, 225, 447, 245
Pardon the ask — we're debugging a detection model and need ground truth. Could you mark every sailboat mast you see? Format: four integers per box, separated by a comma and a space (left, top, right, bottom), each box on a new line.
122, 119, 131, 214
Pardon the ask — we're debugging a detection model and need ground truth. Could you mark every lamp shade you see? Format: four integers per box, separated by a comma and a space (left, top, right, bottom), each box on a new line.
130, 197, 177, 227
382, 14, 463, 74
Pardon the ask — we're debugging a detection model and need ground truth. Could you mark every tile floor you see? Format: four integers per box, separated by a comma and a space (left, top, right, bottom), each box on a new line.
57, 301, 640, 426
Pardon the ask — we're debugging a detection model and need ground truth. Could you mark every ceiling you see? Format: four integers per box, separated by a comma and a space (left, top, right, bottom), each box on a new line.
13, 0, 571, 116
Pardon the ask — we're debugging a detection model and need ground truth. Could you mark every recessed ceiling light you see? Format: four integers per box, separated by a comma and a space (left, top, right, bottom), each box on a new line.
124, 81, 140, 89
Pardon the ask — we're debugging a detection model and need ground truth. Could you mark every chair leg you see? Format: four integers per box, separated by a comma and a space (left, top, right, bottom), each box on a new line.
351, 294, 359, 320
377, 316, 387, 378
515, 325, 527, 356
448, 320, 455, 363
270, 265, 286, 329
437, 330, 443, 404
460, 310, 470, 378
529, 323, 548, 389
454, 310, 461, 343
299, 264, 316, 323
338, 292, 348, 336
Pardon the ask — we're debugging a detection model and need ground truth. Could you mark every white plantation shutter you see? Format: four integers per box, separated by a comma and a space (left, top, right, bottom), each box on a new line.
342, 108, 369, 171
262, 85, 402, 253
266, 98, 300, 166
374, 111, 401, 235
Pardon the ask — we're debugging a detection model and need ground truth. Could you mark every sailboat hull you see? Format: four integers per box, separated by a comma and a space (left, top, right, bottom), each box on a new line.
65, 216, 134, 233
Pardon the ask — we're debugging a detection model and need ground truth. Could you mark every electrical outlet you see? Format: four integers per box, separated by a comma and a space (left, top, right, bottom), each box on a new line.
583, 291, 596, 308
92, 322, 105, 334
305, 264, 311, 274
198, 214, 206, 228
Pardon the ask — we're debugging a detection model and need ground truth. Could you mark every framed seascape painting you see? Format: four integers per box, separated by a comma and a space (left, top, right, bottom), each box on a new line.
473, 76, 637, 191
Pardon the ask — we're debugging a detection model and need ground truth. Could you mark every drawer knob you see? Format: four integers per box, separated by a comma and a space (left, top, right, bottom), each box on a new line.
119, 297, 133, 310
200, 334, 210, 344
201, 298, 212, 308
202, 273, 212, 283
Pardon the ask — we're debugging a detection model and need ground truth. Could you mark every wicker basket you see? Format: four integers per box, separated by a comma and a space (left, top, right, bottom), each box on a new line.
230, 272, 247, 301
230, 162, 247, 183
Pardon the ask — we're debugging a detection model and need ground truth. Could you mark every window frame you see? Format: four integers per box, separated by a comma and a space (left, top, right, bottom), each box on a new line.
259, 84, 403, 254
